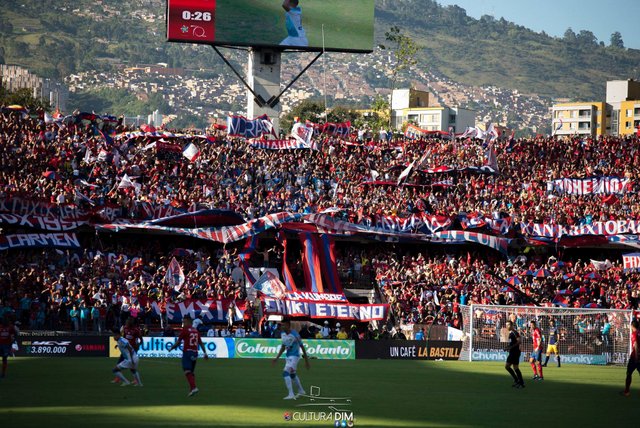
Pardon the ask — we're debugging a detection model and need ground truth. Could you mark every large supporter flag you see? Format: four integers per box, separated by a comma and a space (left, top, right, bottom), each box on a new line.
252, 271, 286, 299
226, 114, 274, 139
622, 253, 640, 271
321, 121, 351, 138
165, 257, 185, 291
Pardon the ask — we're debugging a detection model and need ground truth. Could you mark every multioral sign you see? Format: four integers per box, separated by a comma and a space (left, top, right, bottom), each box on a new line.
108, 337, 230, 358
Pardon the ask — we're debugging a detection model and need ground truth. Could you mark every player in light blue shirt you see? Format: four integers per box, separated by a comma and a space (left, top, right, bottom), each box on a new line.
272, 321, 310, 399
111, 329, 142, 387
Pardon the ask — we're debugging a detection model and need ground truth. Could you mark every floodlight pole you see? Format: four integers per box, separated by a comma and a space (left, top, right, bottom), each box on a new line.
212, 45, 324, 133
211, 46, 267, 107
266, 51, 323, 109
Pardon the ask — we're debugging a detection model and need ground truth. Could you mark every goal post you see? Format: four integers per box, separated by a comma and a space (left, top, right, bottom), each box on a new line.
459, 304, 632, 365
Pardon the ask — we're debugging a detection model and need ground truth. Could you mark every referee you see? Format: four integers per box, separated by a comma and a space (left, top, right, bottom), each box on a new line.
505, 320, 525, 388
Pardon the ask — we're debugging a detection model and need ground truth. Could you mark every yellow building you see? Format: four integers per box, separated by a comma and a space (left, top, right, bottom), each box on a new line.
618, 100, 640, 136
551, 79, 640, 137
551, 102, 607, 137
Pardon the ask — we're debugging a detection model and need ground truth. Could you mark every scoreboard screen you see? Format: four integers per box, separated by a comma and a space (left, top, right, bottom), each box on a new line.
166, 0, 375, 53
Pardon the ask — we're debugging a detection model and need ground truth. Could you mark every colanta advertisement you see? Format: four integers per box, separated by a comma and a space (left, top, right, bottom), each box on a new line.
234, 339, 354, 360
108, 337, 355, 360
16, 336, 108, 357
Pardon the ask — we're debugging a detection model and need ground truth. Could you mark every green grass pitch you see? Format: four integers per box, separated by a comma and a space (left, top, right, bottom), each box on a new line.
0, 358, 638, 427
214, 0, 374, 51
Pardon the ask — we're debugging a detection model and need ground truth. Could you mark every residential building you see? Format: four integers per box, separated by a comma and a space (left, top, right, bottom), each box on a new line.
0, 64, 68, 111
619, 100, 640, 136
391, 88, 475, 132
551, 102, 607, 137
551, 79, 640, 137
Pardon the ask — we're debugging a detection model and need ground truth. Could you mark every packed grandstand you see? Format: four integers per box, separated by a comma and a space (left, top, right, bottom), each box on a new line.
1, 107, 640, 337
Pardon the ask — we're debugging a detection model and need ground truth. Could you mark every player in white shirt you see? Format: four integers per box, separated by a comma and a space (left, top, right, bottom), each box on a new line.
111, 328, 142, 386
192, 316, 203, 331
280, 0, 308, 47
272, 321, 310, 399
321, 320, 330, 338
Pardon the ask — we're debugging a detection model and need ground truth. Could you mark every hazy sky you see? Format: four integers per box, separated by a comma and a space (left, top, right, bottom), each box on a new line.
437, 0, 640, 49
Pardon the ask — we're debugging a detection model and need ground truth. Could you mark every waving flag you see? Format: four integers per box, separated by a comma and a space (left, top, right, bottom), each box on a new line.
554, 118, 563, 135
552, 294, 569, 307
165, 257, 185, 291
397, 160, 415, 185
291, 122, 314, 148
590, 259, 612, 271
321, 121, 351, 138
182, 142, 201, 162
252, 271, 286, 299
118, 174, 136, 189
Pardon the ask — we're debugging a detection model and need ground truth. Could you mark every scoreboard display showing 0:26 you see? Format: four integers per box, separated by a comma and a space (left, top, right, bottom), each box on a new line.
166, 0, 216, 44
166, 0, 375, 53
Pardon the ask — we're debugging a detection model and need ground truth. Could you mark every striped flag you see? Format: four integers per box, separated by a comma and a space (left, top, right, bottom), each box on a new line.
182, 142, 200, 162
252, 271, 286, 299
165, 257, 185, 291
397, 160, 415, 185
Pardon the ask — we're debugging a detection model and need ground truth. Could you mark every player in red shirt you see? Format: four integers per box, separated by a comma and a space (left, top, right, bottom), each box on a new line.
623, 319, 640, 397
122, 318, 142, 352
529, 320, 544, 381
0, 317, 17, 378
168, 316, 208, 397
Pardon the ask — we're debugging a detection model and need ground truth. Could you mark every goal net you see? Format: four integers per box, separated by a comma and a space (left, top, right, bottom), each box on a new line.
459, 305, 632, 365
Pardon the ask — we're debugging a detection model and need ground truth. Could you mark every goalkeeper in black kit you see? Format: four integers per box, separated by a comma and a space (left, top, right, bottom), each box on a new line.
505, 321, 525, 388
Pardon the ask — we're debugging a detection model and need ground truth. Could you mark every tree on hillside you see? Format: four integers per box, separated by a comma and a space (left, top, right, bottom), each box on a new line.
610, 31, 624, 49
379, 26, 419, 128
280, 99, 325, 132
0, 88, 50, 111
563, 28, 577, 43
576, 30, 598, 46
326, 106, 360, 125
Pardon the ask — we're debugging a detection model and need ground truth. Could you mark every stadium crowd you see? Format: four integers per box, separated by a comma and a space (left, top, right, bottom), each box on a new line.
370, 251, 640, 324
0, 244, 249, 332
2, 108, 640, 332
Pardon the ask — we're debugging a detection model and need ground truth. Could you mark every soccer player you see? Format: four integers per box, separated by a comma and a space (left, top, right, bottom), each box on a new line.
0, 317, 17, 378
168, 316, 208, 397
622, 319, 640, 397
280, 0, 309, 47
272, 321, 310, 400
111, 328, 142, 387
529, 320, 544, 380
113, 318, 142, 384
505, 320, 525, 388
543, 319, 561, 367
